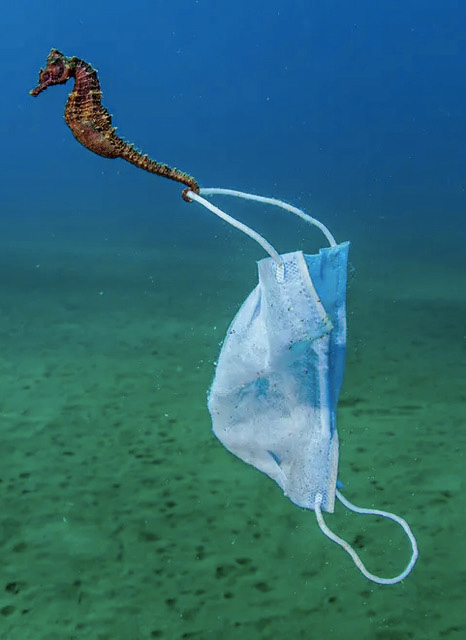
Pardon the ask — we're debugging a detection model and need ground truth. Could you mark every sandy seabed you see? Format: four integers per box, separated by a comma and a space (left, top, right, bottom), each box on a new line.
0, 212, 464, 640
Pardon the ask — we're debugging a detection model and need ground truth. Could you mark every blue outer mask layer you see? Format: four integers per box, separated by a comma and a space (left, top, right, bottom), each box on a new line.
208, 242, 350, 513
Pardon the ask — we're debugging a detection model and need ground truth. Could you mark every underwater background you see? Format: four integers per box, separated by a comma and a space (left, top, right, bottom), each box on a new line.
0, 0, 465, 638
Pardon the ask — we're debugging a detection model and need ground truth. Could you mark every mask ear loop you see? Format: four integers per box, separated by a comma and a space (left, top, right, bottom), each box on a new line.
185, 188, 337, 283
314, 490, 418, 585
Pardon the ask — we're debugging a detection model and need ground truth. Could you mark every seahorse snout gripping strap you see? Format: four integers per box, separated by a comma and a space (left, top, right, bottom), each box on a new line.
187, 187, 418, 585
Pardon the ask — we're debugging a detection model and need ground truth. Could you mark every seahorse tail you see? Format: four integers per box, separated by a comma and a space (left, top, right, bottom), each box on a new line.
119, 144, 199, 200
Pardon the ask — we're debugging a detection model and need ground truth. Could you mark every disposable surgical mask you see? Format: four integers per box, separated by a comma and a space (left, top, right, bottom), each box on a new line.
188, 187, 418, 585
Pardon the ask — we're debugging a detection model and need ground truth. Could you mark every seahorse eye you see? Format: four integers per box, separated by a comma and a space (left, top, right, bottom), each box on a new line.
52, 61, 66, 80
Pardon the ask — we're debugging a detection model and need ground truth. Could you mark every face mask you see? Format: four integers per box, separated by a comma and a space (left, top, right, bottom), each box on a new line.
188, 187, 418, 585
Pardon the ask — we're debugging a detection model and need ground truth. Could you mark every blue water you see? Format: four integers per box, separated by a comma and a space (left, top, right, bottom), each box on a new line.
1, 1, 465, 639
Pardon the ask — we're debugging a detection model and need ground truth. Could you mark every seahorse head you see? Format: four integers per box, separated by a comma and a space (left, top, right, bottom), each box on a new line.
30, 49, 75, 96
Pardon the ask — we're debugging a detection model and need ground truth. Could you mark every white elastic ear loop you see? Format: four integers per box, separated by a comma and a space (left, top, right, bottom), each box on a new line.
187, 190, 283, 266
314, 490, 418, 585
198, 188, 337, 248
185, 188, 337, 283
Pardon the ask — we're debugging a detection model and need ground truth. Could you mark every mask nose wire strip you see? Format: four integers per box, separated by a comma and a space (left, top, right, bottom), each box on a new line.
198, 188, 337, 248
314, 490, 419, 585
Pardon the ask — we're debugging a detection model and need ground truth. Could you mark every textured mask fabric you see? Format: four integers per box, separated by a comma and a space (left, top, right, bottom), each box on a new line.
208, 241, 350, 513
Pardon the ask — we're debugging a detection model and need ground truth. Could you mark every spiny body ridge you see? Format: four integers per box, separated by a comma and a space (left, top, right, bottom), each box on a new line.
30, 49, 199, 201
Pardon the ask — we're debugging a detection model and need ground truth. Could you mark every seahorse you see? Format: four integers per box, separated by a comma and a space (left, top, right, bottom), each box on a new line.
30, 49, 199, 201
